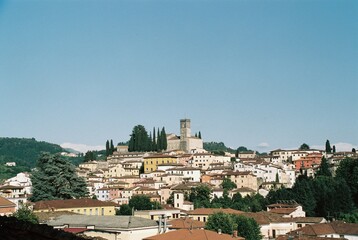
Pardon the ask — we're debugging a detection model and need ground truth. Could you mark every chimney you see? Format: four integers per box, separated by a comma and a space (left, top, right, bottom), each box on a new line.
233, 230, 238, 238
158, 215, 162, 234
163, 214, 167, 233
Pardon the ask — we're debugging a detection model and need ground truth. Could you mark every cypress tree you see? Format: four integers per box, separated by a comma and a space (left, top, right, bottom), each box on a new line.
198, 131, 202, 139
110, 139, 115, 155
332, 145, 336, 153
161, 127, 167, 151
157, 128, 162, 151
153, 127, 157, 151
105, 140, 110, 156
325, 140, 332, 153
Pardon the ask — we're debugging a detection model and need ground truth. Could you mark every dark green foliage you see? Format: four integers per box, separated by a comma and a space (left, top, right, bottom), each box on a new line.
266, 187, 294, 205
161, 127, 168, 150
84, 151, 96, 162
221, 178, 237, 191
352, 148, 356, 153
231, 215, 262, 240
205, 212, 262, 240
128, 195, 161, 211
205, 211, 235, 234
230, 193, 267, 212
152, 127, 157, 151
198, 131, 202, 139
116, 204, 132, 215
12, 204, 39, 224
0, 138, 63, 180
128, 125, 151, 152
203, 142, 235, 154
299, 143, 310, 150
325, 140, 332, 153
105, 140, 110, 156
335, 157, 358, 206
110, 140, 115, 155
30, 153, 88, 202
0, 164, 30, 182
316, 157, 331, 177
267, 158, 358, 219
190, 185, 212, 208
292, 178, 316, 216
128, 125, 167, 152
312, 176, 353, 219
341, 211, 358, 223
332, 145, 336, 153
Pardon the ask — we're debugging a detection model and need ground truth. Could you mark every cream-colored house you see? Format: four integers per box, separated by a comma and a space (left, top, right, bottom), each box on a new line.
33, 198, 117, 216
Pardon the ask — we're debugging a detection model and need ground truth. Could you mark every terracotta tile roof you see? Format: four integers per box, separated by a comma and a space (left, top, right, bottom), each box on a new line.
277, 235, 346, 240
33, 198, 118, 210
240, 211, 293, 225
168, 217, 205, 229
290, 221, 358, 236
269, 208, 297, 215
292, 217, 325, 223
188, 208, 244, 215
0, 196, 16, 207
143, 229, 244, 240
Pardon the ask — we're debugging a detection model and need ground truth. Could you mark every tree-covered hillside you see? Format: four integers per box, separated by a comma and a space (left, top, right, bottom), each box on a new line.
203, 142, 236, 154
0, 138, 65, 180
0, 138, 63, 167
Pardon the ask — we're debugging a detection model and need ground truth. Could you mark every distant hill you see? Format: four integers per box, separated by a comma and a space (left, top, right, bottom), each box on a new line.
0, 137, 64, 168
203, 141, 236, 154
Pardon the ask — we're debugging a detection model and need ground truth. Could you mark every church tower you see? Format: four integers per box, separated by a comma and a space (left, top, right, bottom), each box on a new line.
180, 119, 191, 139
180, 119, 191, 152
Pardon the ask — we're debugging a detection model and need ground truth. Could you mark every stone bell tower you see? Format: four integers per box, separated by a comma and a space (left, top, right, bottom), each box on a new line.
180, 119, 191, 152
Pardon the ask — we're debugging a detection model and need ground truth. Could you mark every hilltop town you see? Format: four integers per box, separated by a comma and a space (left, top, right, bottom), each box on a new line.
0, 119, 357, 240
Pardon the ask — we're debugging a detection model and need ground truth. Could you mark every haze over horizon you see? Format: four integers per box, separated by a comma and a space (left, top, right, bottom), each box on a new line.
1, 1, 357, 153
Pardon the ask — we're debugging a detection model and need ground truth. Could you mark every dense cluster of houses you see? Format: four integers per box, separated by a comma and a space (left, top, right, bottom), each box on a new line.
0, 120, 357, 239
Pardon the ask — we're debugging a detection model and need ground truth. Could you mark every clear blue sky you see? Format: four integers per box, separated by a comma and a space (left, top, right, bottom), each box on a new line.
1, 0, 357, 152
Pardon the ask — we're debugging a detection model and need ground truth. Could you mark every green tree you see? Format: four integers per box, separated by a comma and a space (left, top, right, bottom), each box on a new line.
316, 157, 331, 177
152, 127, 157, 151
30, 153, 88, 202
128, 125, 151, 152
352, 148, 356, 153
292, 178, 316, 217
190, 184, 212, 208
161, 127, 167, 151
325, 140, 332, 153
221, 178, 237, 191
335, 157, 358, 207
205, 212, 235, 234
299, 143, 310, 150
157, 128, 161, 151
129, 195, 161, 211
231, 215, 262, 240
84, 151, 96, 162
198, 131, 202, 139
12, 204, 39, 224
110, 139, 115, 155
106, 140, 110, 156
116, 204, 132, 215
